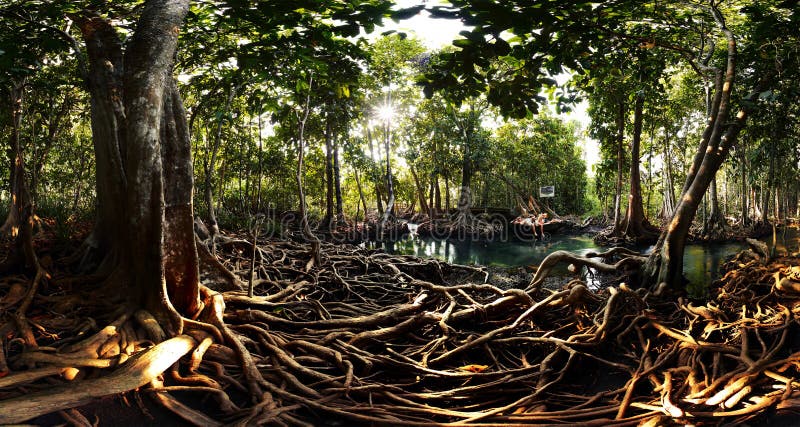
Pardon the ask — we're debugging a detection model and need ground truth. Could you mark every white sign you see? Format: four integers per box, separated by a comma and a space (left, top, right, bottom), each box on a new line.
540, 186, 555, 198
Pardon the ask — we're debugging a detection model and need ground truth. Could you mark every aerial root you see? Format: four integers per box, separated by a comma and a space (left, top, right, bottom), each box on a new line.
526, 248, 646, 291
58, 408, 94, 427
148, 388, 224, 427
1, 238, 799, 425
199, 285, 265, 400
154, 243, 799, 425
0, 336, 8, 377
0, 334, 197, 424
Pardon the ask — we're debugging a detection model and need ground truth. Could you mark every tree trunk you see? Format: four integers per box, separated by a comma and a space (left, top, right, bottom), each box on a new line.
740, 137, 748, 226
76, 0, 208, 333
242, 122, 252, 212
643, 11, 753, 291
78, 14, 128, 260
333, 136, 344, 223
766, 131, 776, 222
31, 93, 72, 205
457, 122, 473, 223
365, 125, 383, 217
379, 118, 395, 229
410, 166, 430, 217
613, 100, 625, 229
323, 116, 335, 228
723, 171, 728, 218
646, 132, 653, 218
444, 175, 451, 213
122, 0, 196, 333
353, 167, 368, 222
204, 83, 237, 234
701, 74, 728, 239
480, 176, 490, 208
661, 134, 676, 220
1, 79, 39, 273
71, 146, 88, 213
616, 92, 656, 241
293, 75, 320, 264
216, 159, 226, 215
457, 153, 472, 222
433, 173, 441, 218
256, 107, 264, 212
774, 185, 780, 222
703, 176, 726, 239
160, 79, 202, 317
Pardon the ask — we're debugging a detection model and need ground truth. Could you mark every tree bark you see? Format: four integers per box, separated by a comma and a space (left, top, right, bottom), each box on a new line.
365, 125, 383, 216
293, 75, 320, 264
1, 80, 39, 272
255, 107, 264, 212
740, 136, 748, 225
613, 100, 625, 229
122, 0, 192, 334
643, 9, 753, 290
353, 167, 368, 222
160, 79, 201, 316
433, 173, 441, 218
410, 165, 430, 217
31, 93, 72, 205
615, 91, 656, 241
333, 136, 344, 223
701, 74, 727, 239
703, 176, 726, 239
444, 175, 450, 213
661, 134, 676, 220
379, 116, 395, 230
766, 130, 775, 221
455, 108, 474, 223
77, 14, 128, 259
204, 83, 237, 235
323, 115, 334, 227
71, 146, 88, 213
76, 0, 205, 333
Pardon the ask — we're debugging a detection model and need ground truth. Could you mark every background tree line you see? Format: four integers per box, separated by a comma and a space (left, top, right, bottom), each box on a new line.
0, 0, 797, 245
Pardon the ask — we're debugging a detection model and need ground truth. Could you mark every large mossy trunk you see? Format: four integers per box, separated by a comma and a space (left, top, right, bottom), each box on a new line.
77, 0, 199, 333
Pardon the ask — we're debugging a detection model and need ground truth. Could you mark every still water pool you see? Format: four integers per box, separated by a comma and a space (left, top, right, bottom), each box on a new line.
368, 227, 800, 289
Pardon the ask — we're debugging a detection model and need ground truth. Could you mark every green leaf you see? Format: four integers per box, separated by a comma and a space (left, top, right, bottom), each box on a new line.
390, 5, 425, 22
296, 79, 310, 93
336, 84, 350, 98
453, 39, 473, 48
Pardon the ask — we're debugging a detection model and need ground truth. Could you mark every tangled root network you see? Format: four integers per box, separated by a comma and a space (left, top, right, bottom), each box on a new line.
0, 238, 798, 426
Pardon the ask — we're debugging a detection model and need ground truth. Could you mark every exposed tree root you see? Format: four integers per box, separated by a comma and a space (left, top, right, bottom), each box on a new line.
0, 237, 798, 425
0, 334, 196, 424
416, 214, 503, 241
527, 247, 647, 291
594, 221, 661, 246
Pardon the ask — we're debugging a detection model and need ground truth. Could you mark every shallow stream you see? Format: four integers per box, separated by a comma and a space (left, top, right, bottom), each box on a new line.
368, 225, 800, 290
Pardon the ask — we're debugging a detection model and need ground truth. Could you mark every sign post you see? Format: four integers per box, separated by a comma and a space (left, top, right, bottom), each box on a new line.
539, 186, 554, 198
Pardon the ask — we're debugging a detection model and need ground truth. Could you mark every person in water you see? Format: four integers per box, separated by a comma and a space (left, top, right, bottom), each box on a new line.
535, 212, 548, 239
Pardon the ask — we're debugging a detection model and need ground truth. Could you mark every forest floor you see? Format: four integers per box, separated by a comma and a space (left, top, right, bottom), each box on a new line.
1, 222, 799, 426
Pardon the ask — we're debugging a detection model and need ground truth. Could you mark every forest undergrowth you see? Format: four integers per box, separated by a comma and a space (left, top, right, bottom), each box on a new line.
0, 224, 798, 426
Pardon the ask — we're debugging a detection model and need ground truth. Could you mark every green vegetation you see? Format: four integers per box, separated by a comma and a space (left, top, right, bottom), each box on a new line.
0, 0, 798, 425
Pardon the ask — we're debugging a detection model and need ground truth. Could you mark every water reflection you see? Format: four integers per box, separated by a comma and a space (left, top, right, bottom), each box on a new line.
371, 235, 599, 267
367, 227, 800, 289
